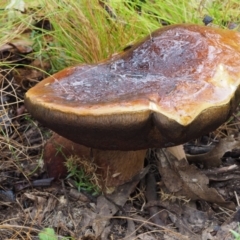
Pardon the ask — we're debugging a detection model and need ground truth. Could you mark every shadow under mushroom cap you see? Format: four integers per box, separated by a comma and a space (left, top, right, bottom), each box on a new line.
25, 24, 240, 150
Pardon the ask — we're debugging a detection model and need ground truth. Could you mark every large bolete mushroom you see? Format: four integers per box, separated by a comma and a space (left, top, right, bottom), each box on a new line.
25, 24, 240, 187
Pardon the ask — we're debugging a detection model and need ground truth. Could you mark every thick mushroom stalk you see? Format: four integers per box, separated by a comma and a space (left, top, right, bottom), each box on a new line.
44, 133, 146, 187
25, 24, 240, 188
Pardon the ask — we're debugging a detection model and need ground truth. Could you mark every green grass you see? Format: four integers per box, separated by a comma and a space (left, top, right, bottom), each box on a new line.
1, 0, 240, 73
231, 228, 240, 240
65, 155, 100, 195
39, 228, 58, 240
38, 227, 73, 240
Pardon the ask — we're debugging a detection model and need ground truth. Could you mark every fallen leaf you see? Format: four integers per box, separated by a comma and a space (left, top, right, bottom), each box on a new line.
156, 149, 235, 210
187, 137, 240, 168
202, 221, 239, 240
92, 166, 150, 237
137, 233, 162, 240
24, 192, 58, 225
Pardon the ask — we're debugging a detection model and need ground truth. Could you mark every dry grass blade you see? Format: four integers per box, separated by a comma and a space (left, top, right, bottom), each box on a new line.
0, 67, 46, 190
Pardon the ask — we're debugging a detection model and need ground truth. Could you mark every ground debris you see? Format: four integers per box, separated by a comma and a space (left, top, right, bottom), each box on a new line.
156, 148, 236, 210
202, 221, 239, 240
187, 136, 240, 168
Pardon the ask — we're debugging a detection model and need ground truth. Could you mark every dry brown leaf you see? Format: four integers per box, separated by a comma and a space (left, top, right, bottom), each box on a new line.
23, 192, 58, 225
160, 167, 183, 193
156, 149, 235, 210
92, 166, 150, 237
13, 67, 48, 89
24, 192, 47, 224
0, 38, 32, 53
163, 231, 190, 240
137, 233, 162, 240
187, 137, 240, 168
92, 183, 138, 237
145, 197, 215, 238
181, 205, 209, 232
202, 221, 238, 240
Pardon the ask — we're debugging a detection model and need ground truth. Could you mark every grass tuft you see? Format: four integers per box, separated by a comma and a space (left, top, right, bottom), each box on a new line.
65, 155, 101, 195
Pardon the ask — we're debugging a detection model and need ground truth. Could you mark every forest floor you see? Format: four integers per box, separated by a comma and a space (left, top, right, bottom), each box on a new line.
1, 2, 240, 239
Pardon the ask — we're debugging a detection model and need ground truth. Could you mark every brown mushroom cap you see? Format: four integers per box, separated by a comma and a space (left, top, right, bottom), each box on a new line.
25, 24, 240, 150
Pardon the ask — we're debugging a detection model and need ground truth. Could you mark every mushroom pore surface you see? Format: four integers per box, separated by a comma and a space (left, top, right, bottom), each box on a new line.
25, 24, 240, 150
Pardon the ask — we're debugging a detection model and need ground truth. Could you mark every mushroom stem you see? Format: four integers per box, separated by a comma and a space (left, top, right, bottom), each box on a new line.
166, 145, 186, 161
44, 133, 147, 189
92, 148, 147, 187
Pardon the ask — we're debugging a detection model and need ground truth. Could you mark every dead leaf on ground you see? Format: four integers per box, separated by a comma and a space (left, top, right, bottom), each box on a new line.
92, 166, 150, 238
202, 221, 239, 240
175, 203, 214, 239
156, 149, 235, 210
187, 137, 240, 168
137, 233, 163, 240
163, 231, 190, 240
0, 37, 33, 54
145, 197, 217, 239
23, 192, 58, 225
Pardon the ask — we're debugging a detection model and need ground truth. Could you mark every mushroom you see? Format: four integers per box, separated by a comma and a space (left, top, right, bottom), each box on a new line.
25, 24, 240, 188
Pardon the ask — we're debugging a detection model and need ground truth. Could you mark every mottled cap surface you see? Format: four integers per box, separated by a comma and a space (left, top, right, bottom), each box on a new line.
25, 24, 240, 150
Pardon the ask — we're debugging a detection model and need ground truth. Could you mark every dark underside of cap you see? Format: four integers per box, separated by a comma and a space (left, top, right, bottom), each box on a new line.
24, 91, 240, 150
